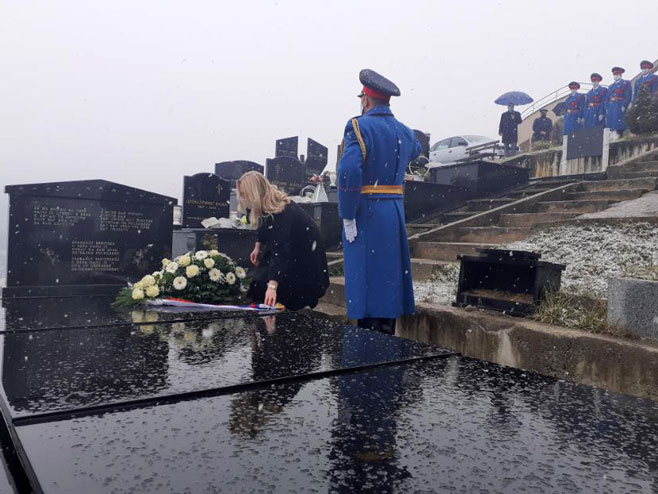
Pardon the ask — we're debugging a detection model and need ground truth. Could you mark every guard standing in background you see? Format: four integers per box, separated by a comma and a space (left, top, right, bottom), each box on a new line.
498, 104, 522, 155
633, 60, 658, 101
532, 108, 553, 143
583, 73, 607, 128
606, 67, 632, 137
337, 69, 421, 335
563, 81, 585, 135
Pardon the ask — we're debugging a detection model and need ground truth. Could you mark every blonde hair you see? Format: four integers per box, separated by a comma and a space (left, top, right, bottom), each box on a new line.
237, 171, 291, 227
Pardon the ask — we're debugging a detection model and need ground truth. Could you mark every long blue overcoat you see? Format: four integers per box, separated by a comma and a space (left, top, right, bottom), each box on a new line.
633, 73, 658, 101
606, 79, 632, 132
583, 86, 607, 128
337, 105, 421, 320
563, 93, 585, 135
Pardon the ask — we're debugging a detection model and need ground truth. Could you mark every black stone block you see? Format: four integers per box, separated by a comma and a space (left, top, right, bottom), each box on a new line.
265, 156, 306, 195
305, 138, 328, 175
275, 136, 299, 159
2, 180, 176, 298
297, 202, 342, 250
182, 173, 230, 228
214, 161, 264, 187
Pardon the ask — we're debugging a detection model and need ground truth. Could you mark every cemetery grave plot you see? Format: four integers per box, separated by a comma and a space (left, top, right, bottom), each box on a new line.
1, 298, 658, 493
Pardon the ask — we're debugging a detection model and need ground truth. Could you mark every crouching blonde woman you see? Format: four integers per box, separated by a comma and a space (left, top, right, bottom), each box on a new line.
237, 171, 329, 310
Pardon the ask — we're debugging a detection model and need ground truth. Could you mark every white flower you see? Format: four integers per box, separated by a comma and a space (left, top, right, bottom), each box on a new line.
133, 281, 144, 290
145, 285, 160, 298
132, 288, 145, 300
203, 258, 215, 269
173, 276, 187, 290
162, 258, 170, 267
208, 268, 222, 282
186, 265, 200, 278
152, 271, 161, 278
235, 266, 246, 279
178, 255, 191, 267
194, 250, 208, 260
140, 274, 156, 287
209, 249, 220, 257
165, 261, 179, 274
226, 272, 236, 285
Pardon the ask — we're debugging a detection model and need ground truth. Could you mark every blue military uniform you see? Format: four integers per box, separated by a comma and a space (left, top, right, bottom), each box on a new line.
633, 60, 658, 101
583, 74, 607, 128
606, 67, 632, 133
563, 82, 585, 135
337, 70, 420, 324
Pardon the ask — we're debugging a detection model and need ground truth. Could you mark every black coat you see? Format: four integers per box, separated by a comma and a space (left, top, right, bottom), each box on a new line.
532, 116, 553, 141
248, 201, 329, 310
498, 110, 522, 143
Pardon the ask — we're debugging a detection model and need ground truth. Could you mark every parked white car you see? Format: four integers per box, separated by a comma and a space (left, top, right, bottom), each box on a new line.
428, 135, 502, 166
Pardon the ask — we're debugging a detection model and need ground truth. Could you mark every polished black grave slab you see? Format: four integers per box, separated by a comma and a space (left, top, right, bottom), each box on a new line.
0, 311, 447, 419
12, 357, 658, 494
0, 295, 271, 332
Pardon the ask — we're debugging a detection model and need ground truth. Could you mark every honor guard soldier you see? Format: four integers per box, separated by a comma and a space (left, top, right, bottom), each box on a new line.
532, 108, 553, 143
633, 60, 658, 101
583, 73, 607, 128
337, 69, 421, 335
563, 81, 585, 135
606, 67, 632, 138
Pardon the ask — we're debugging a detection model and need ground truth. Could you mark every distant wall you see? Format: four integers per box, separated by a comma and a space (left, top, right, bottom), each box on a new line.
504, 134, 658, 178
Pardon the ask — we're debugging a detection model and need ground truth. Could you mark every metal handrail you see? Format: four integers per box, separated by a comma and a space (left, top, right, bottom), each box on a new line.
520, 82, 603, 119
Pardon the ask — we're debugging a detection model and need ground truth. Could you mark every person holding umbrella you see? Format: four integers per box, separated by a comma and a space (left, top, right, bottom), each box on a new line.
495, 91, 532, 156
498, 104, 522, 155
563, 81, 585, 135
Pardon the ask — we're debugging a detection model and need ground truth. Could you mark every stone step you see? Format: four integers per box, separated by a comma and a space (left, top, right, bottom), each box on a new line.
320, 277, 346, 307
440, 211, 478, 223
615, 170, 658, 179
308, 301, 347, 318
407, 223, 438, 235
453, 226, 531, 243
580, 177, 657, 192
413, 241, 499, 262
410, 258, 455, 281
461, 198, 515, 212
564, 189, 645, 202
499, 212, 581, 227
535, 199, 612, 213
625, 160, 658, 173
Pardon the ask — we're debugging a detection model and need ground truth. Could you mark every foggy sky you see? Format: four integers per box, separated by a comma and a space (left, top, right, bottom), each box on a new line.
1, 0, 657, 206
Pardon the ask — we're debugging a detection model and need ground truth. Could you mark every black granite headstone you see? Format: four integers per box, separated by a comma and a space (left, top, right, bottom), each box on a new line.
306, 138, 328, 175
413, 129, 431, 158
214, 161, 264, 187
275, 136, 299, 159
265, 156, 306, 194
567, 126, 604, 160
182, 173, 230, 228
2, 180, 176, 298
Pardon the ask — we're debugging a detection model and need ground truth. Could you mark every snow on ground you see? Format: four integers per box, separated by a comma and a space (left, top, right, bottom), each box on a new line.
579, 191, 658, 219
413, 263, 459, 306
507, 222, 658, 299
413, 222, 658, 304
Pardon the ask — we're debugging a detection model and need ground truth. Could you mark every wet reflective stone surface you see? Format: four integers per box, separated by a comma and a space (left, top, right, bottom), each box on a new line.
1, 296, 658, 493
0, 310, 444, 418
14, 358, 658, 494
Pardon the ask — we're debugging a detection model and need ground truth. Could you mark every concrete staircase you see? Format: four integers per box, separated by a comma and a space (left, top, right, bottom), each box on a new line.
319, 150, 658, 312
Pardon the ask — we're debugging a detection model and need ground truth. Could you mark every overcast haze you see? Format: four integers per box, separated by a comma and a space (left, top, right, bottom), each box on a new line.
1, 0, 657, 247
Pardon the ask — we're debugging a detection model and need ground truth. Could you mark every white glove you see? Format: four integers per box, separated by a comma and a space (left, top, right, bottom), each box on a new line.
599, 114, 604, 121
343, 218, 357, 243
621, 106, 626, 112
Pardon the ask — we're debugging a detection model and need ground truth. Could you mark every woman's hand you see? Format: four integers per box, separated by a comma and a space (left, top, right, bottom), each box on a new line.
250, 242, 261, 266
264, 280, 278, 306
